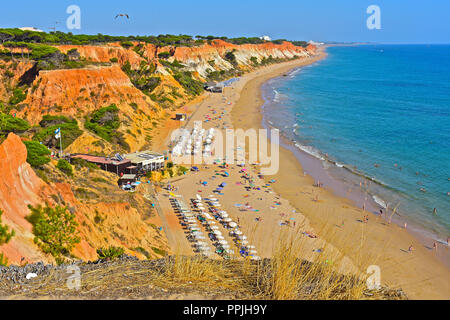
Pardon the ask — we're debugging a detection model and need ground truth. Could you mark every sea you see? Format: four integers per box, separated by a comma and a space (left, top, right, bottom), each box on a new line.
261, 44, 450, 243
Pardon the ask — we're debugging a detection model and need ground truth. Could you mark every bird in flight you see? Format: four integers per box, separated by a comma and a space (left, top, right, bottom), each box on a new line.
115, 14, 130, 19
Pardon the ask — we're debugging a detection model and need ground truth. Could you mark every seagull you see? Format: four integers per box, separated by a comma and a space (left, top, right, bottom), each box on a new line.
115, 14, 129, 19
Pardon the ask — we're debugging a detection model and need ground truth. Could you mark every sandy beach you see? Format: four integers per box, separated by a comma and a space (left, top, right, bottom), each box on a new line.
153, 49, 450, 299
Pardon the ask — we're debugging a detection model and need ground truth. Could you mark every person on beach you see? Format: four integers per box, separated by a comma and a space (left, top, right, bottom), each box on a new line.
433, 208, 437, 216
408, 245, 414, 253
433, 242, 438, 252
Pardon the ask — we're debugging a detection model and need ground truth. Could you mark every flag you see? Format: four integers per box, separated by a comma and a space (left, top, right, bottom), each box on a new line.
55, 133, 61, 139
54, 128, 60, 135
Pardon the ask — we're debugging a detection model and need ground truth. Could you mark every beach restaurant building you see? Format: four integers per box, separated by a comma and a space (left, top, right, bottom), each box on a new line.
70, 150, 165, 177
124, 150, 165, 174
70, 154, 132, 176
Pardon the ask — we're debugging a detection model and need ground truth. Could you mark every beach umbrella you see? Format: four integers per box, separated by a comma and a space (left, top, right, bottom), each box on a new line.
241, 240, 249, 245
224, 218, 232, 222
219, 240, 228, 245
216, 235, 225, 240
250, 250, 257, 254
196, 194, 202, 201
220, 212, 229, 218
241, 235, 248, 240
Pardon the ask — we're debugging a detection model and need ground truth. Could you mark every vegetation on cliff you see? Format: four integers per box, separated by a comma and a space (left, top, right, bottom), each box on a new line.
0, 112, 30, 135
84, 104, 129, 151
34, 115, 83, 150
23, 140, 51, 167
56, 159, 73, 177
26, 204, 80, 264
0, 209, 15, 266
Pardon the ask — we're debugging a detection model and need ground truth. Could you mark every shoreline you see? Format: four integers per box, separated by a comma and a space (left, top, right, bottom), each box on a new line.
229, 48, 450, 299
259, 65, 450, 266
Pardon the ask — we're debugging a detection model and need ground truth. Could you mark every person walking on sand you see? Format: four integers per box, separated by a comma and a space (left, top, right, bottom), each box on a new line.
408, 245, 414, 253
404, 222, 407, 229
433, 242, 438, 252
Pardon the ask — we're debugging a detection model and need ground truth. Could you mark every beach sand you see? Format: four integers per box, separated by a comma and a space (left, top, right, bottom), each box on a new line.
154, 49, 450, 299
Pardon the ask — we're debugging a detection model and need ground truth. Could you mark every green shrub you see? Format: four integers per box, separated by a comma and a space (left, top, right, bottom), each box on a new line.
158, 51, 171, 59
23, 140, 51, 167
96, 246, 125, 260
84, 104, 129, 151
134, 247, 151, 259
0, 209, 15, 245
225, 51, 238, 67
8, 88, 27, 105
0, 113, 30, 134
0, 253, 8, 266
120, 41, 134, 49
26, 204, 80, 261
151, 247, 167, 256
84, 104, 120, 142
110, 57, 118, 63
56, 159, 73, 177
173, 71, 204, 96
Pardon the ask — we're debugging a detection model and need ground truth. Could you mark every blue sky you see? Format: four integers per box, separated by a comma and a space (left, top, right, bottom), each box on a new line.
0, 0, 449, 43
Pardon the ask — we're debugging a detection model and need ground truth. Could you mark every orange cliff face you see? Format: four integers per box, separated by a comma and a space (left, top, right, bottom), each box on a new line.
57, 44, 145, 69
0, 133, 52, 264
0, 133, 168, 265
19, 64, 159, 125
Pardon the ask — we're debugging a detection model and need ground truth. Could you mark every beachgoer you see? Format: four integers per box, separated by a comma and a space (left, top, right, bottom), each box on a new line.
433, 242, 438, 251
408, 245, 414, 253
404, 222, 407, 229
433, 208, 437, 215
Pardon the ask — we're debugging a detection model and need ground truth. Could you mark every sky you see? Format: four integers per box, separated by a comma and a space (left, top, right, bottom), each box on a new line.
0, 0, 449, 44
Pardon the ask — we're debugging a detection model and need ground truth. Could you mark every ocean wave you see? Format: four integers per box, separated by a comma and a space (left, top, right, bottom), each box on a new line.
273, 90, 281, 102
294, 143, 326, 161
372, 195, 387, 209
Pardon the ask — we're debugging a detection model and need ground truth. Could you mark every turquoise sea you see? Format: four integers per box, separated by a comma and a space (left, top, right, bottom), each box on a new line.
262, 45, 450, 241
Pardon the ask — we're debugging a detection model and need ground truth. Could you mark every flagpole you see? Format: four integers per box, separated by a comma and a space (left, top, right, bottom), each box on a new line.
59, 128, 62, 158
